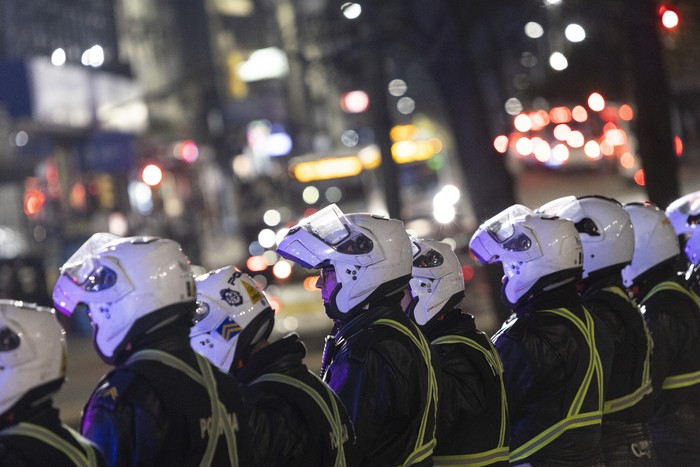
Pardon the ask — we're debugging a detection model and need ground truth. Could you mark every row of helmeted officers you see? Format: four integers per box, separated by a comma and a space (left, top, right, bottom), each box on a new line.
1, 191, 700, 466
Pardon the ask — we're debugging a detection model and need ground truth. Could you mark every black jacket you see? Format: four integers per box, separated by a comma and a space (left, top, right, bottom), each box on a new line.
80, 319, 252, 467
322, 295, 437, 467
235, 333, 354, 466
632, 263, 700, 460
493, 284, 605, 466
579, 272, 655, 462
421, 309, 509, 465
0, 402, 106, 467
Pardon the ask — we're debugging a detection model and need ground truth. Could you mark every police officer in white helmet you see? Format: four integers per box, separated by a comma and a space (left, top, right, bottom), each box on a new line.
470, 205, 606, 466
623, 202, 700, 463
53, 234, 251, 466
538, 195, 654, 464
190, 266, 354, 466
277, 204, 438, 466
0, 300, 105, 466
666, 190, 700, 294
405, 237, 510, 465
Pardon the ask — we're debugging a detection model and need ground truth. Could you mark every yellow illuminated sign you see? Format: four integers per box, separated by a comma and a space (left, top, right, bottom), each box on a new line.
391, 139, 442, 164
293, 156, 364, 182
289, 135, 440, 182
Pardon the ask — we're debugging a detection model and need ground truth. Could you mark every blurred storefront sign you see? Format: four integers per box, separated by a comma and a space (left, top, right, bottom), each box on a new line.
0, 57, 147, 133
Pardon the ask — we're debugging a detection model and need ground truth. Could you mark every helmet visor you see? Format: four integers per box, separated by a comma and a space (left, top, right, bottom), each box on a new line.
60, 233, 120, 286
470, 205, 536, 264
483, 204, 533, 244
668, 191, 700, 216
301, 204, 351, 246
667, 191, 700, 235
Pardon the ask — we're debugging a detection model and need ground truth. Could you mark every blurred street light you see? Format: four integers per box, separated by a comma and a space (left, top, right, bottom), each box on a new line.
659, 6, 680, 30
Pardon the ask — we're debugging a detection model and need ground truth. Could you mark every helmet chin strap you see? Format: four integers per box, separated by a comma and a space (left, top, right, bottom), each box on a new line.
324, 282, 371, 321
324, 283, 346, 320
405, 296, 420, 323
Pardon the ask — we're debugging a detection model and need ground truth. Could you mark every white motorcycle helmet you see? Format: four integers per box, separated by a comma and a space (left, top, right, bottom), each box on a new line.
407, 237, 465, 326
277, 204, 412, 318
189, 266, 274, 373
537, 195, 634, 279
622, 202, 680, 286
53, 233, 197, 364
469, 204, 583, 305
0, 300, 66, 416
666, 191, 700, 267
665, 190, 700, 236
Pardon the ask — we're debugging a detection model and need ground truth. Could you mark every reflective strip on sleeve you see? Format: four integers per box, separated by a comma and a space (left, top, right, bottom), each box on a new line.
250, 372, 347, 467
374, 318, 438, 467
603, 380, 653, 413
509, 411, 602, 463
0, 422, 98, 467
126, 349, 238, 467
643, 281, 700, 309
662, 369, 700, 390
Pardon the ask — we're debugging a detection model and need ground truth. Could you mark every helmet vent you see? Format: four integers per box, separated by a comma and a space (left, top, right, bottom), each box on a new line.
574, 218, 600, 236
336, 234, 373, 254
0, 327, 20, 352
502, 233, 532, 251
413, 249, 444, 268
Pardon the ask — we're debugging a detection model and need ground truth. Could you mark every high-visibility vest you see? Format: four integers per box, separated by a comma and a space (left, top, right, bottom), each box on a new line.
250, 371, 347, 466
0, 422, 100, 467
642, 281, 700, 390
430, 334, 510, 466
599, 286, 653, 414
125, 350, 238, 467
508, 307, 604, 463
375, 318, 438, 467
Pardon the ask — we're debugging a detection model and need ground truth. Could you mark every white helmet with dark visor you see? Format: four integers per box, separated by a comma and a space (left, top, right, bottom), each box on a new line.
278, 204, 412, 315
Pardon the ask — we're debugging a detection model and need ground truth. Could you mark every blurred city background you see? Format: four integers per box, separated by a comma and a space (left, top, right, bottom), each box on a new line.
1, 0, 700, 425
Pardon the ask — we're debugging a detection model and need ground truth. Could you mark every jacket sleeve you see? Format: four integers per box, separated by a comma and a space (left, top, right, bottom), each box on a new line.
433, 344, 487, 437
81, 372, 167, 467
326, 340, 418, 466
245, 392, 308, 466
644, 295, 697, 393
494, 332, 535, 417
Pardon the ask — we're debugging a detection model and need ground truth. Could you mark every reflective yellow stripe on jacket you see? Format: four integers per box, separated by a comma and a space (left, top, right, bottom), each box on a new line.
0, 422, 100, 467
125, 350, 238, 467
249, 372, 347, 467
643, 281, 700, 390
430, 334, 509, 466
600, 286, 653, 414
375, 319, 438, 467
509, 307, 604, 463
